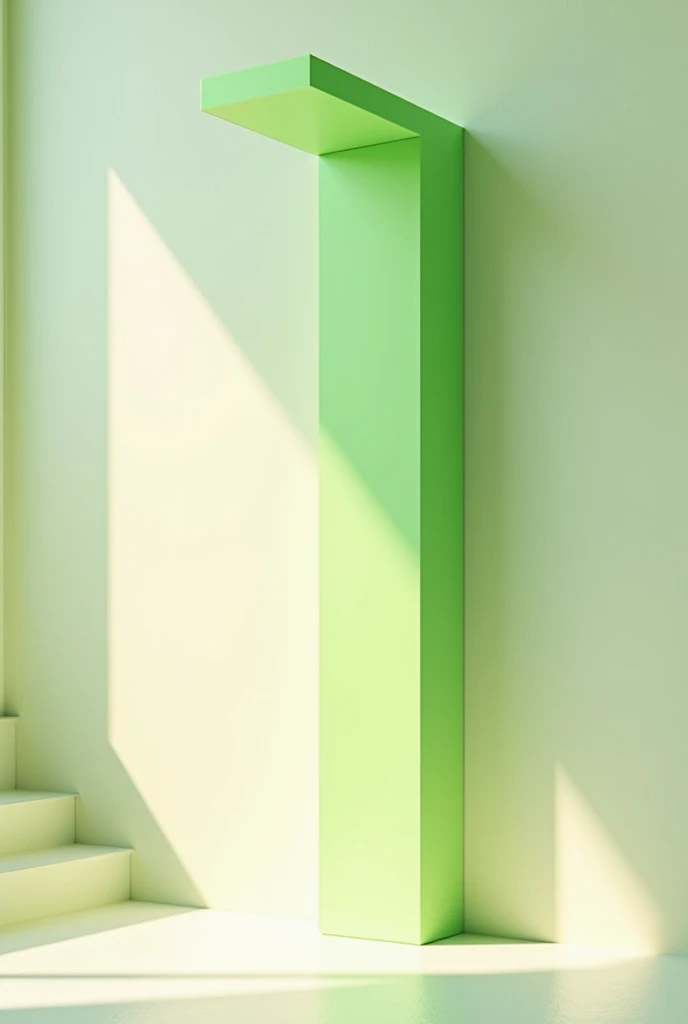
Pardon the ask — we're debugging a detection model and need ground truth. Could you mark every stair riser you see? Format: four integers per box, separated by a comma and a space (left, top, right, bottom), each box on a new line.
0, 797, 75, 856
0, 851, 131, 929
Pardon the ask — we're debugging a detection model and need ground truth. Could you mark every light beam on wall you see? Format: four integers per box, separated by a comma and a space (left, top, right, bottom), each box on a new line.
555, 765, 661, 953
108, 170, 318, 917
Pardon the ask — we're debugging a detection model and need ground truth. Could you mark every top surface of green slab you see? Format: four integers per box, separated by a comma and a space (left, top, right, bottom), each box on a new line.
201, 55, 456, 155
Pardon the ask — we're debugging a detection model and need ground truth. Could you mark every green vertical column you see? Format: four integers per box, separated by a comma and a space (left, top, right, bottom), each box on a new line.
202, 55, 463, 945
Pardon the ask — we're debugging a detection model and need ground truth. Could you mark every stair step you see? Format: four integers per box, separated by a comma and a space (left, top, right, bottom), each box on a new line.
0, 845, 131, 929
0, 791, 76, 856
0, 719, 17, 790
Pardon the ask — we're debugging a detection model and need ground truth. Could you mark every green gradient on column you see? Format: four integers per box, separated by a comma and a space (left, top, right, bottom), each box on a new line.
319, 139, 422, 943
202, 56, 463, 945
320, 430, 421, 942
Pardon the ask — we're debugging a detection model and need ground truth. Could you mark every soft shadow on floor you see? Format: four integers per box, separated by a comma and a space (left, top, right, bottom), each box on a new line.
0, 907, 682, 1023
433, 931, 530, 946
0, 959, 684, 1024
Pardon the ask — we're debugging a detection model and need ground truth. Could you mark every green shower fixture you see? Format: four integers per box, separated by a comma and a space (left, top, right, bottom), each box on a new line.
202, 55, 464, 945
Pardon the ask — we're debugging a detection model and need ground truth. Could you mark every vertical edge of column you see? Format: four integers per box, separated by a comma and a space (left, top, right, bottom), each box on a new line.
419, 125, 465, 944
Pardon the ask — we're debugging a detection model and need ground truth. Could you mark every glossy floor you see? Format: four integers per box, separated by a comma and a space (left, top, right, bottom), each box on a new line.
0, 903, 685, 1022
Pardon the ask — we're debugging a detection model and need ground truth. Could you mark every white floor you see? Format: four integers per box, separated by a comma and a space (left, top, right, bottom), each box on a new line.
0, 903, 685, 1022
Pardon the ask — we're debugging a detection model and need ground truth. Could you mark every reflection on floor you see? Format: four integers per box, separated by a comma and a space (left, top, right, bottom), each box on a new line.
0, 902, 685, 1022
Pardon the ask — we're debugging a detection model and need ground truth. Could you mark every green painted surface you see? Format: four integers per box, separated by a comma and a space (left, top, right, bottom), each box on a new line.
319, 140, 422, 943
203, 85, 415, 157
202, 56, 463, 945
201, 54, 439, 154
418, 130, 464, 942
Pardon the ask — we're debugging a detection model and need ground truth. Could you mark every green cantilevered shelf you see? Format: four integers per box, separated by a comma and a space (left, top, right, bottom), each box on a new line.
202, 55, 463, 946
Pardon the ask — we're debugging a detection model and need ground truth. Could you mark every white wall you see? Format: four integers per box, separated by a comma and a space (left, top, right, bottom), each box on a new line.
6, 0, 688, 951
6, 0, 320, 916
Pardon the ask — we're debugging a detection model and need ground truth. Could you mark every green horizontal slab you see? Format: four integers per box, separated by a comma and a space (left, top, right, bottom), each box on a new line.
201, 54, 430, 155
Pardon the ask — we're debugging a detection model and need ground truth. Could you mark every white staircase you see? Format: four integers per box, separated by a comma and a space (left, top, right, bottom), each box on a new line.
0, 716, 131, 929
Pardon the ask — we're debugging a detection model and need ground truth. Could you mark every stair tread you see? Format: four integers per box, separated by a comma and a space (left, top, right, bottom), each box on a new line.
0, 844, 131, 874
0, 791, 75, 806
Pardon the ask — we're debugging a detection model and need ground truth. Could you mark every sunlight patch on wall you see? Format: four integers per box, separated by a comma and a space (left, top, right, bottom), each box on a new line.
107, 171, 318, 918
555, 765, 661, 953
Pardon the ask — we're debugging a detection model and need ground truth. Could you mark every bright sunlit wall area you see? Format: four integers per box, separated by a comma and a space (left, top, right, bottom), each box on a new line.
4, 0, 688, 958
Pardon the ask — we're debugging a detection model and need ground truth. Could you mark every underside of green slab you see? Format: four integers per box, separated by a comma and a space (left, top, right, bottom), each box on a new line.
201, 56, 463, 946
201, 54, 455, 155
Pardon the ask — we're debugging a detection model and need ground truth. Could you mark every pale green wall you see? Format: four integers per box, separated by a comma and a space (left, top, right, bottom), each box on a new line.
6, 0, 688, 952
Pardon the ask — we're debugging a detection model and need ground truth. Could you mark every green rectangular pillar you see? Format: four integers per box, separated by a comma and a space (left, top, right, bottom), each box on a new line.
202, 55, 463, 945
